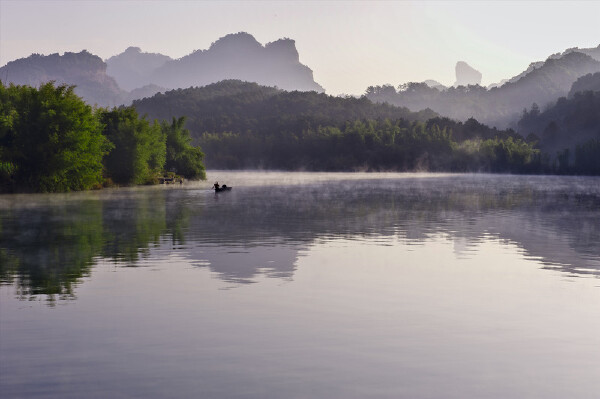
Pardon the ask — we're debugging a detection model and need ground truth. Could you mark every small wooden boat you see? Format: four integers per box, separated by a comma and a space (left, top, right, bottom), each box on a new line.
214, 185, 232, 192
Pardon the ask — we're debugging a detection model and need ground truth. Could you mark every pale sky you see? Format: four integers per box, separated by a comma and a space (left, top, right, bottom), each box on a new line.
1, 0, 599, 95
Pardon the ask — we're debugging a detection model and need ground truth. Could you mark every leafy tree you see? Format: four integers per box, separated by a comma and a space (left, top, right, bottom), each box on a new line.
100, 106, 166, 185
0, 82, 111, 192
479, 137, 540, 173
162, 117, 206, 179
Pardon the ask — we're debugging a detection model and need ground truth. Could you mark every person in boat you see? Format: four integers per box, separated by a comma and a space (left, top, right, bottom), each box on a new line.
214, 182, 220, 190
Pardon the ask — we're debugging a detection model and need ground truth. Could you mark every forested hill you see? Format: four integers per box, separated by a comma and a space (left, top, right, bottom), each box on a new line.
132, 80, 438, 138
517, 72, 600, 174
132, 80, 545, 173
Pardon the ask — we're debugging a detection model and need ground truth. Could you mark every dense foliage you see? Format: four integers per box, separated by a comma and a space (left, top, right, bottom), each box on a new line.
163, 117, 206, 179
199, 118, 539, 173
100, 107, 166, 185
0, 82, 206, 192
0, 82, 111, 192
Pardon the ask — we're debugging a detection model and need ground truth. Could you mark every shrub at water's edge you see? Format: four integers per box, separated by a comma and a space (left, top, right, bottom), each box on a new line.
0, 81, 206, 193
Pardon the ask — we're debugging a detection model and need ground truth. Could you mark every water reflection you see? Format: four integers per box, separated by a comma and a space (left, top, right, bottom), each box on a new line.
187, 245, 299, 284
0, 174, 599, 303
0, 199, 103, 302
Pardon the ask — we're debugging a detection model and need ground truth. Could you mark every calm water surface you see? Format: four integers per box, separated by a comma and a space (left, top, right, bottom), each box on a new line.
1, 172, 599, 398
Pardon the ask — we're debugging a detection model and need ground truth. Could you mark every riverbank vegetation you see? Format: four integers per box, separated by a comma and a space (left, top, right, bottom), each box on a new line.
0, 82, 206, 193
199, 118, 540, 172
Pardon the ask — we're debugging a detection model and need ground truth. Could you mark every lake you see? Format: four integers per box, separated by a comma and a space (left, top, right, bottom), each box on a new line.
1, 171, 599, 398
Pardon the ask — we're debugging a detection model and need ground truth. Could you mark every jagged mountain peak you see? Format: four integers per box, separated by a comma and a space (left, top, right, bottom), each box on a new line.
209, 32, 262, 50
124, 46, 142, 53
102, 32, 323, 93
265, 38, 300, 63
105, 47, 171, 91
0, 50, 124, 106
149, 32, 324, 93
423, 79, 447, 90
454, 61, 482, 87
106, 46, 172, 64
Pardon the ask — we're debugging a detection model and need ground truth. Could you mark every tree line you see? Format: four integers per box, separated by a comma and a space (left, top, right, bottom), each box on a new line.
0, 82, 206, 193
199, 118, 540, 173
197, 113, 598, 174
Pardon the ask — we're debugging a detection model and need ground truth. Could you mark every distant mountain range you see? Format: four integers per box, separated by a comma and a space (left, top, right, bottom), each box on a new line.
1, 33, 599, 137
0, 32, 324, 107
106, 33, 324, 94
366, 45, 600, 128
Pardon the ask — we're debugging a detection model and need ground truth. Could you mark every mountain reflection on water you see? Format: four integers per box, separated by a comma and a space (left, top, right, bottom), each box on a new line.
0, 173, 599, 302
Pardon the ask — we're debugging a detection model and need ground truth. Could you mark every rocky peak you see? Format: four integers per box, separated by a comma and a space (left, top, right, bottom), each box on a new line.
265, 39, 300, 63
454, 61, 482, 87
124, 46, 142, 54
208, 32, 262, 54
105, 47, 172, 91
151, 32, 324, 93
0, 50, 125, 106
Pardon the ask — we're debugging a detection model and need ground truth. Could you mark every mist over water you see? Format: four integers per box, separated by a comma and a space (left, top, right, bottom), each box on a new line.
1, 172, 599, 398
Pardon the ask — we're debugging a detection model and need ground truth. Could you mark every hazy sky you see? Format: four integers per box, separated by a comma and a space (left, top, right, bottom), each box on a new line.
1, 0, 599, 95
